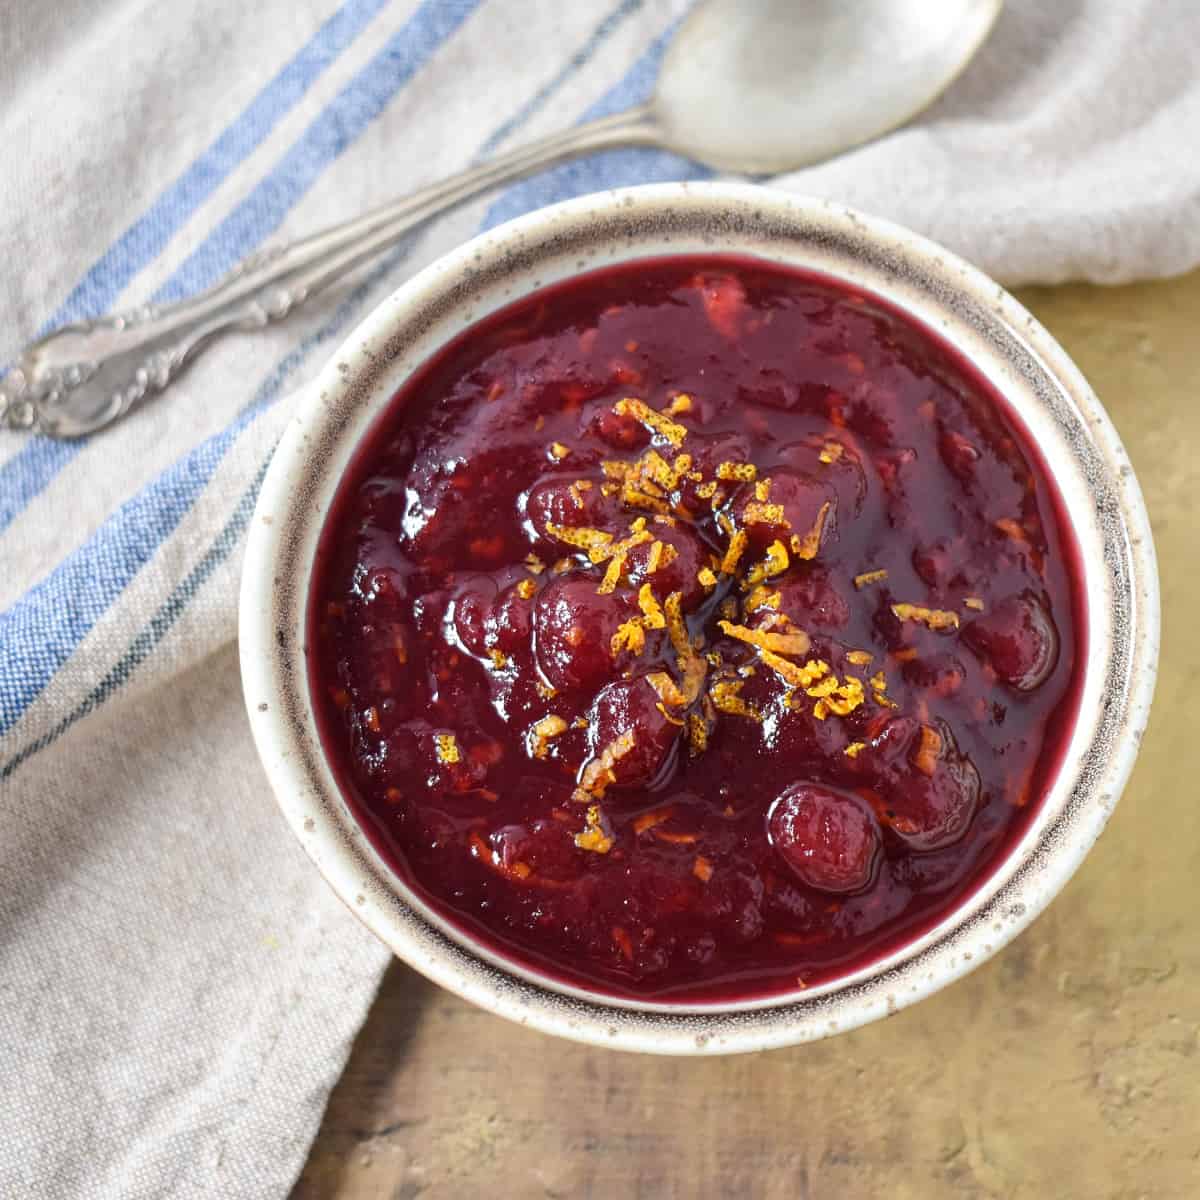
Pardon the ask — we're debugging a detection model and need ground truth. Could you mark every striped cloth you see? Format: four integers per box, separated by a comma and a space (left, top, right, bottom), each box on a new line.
1, 2, 1196, 1195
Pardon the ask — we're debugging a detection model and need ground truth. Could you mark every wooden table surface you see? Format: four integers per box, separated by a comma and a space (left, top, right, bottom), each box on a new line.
293, 270, 1200, 1200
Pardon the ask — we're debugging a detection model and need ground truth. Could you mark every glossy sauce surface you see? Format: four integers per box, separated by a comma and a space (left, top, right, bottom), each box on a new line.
309, 256, 1083, 1002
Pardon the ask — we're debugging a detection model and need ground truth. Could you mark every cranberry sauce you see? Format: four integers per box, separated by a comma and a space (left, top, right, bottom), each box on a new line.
309, 256, 1083, 1002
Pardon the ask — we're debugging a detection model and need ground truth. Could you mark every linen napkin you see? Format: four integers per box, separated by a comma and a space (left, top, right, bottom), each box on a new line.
2, 1, 1198, 1195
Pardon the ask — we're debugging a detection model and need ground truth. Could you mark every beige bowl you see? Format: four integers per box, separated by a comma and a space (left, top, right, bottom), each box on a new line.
239, 182, 1158, 1054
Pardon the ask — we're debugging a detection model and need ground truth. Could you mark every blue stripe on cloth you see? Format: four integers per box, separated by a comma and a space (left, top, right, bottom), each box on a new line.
0, 4, 702, 747
479, 18, 710, 233
0, 0, 485, 738
155, 0, 482, 303
0, 0, 652, 774
474, 0, 644, 161
0, 457, 272, 783
0, 0, 392, 535
0, 241, 414, 747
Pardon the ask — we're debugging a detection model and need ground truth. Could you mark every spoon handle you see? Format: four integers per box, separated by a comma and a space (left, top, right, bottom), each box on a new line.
1, 105, 660, 438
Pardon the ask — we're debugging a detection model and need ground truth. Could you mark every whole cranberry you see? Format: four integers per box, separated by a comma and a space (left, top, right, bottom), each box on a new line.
622, 521, 711, 607
939, 429, 981, 481
451, 576, 497, 656
673, 430, 753, 517
768, 783, 881, 894
846, 386, 904, 447
534, 576, 638, 692
489, 819, 579, 883
586, 407, 650, 451
734, 468, 837, 554
524, 475, 619, 541
451, 575, 537, 659
777, 437, 869, 520
583, 675, 682, 793
962, 591, 1059, 691
860, 717, 981, 851
769, 565, 851, 629
489, 580, 535, 653
901, 652, 967, 697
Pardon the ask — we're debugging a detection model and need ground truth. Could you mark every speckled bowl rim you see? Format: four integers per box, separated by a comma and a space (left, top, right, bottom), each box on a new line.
239, 182, 1159, 1055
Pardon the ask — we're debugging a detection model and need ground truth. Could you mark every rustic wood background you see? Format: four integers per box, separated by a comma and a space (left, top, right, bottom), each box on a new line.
293, 271, 1200, 1199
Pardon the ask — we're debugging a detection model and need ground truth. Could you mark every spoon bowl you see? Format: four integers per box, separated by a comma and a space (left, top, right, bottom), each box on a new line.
655, 0, 1003, 173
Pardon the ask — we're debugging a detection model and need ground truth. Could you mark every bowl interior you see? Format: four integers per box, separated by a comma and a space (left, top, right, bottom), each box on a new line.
239, 183, 1157, 1053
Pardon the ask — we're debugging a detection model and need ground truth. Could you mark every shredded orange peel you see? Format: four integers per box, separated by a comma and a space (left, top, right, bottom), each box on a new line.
610, 618, 646, 657
573, 730, 637, 803
597, 553, 626, 595
647, 671, 689, 710
710, 678, 760, 721
870, 669, 898, 709
761, 652, 829, 689
912, 725, 943, 776
812, 675, 866, 720
663, 591, 691, 659
545, 522, 612, 554
637, 583, 666, 628
716, 461, 757, 482
744, 585, 781, 612
574, 804, 613, 854
791, 501, 831, 561
742, 539, 789, 590
720, 529, 749, 575
718, 620, 811, 659
528, 714, 569, 759
613, 397, 688, 448
854, 568, 888, 589
743, 501, 787, 527
892, 602, 960, 631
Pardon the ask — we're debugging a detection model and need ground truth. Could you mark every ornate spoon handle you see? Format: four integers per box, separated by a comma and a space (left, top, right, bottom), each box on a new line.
1, 106, 659, 438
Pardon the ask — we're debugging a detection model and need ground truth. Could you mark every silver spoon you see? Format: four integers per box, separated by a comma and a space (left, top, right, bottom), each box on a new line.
1, 0, 1001, 437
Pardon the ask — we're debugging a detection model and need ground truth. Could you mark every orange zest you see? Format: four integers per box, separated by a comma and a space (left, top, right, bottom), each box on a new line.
718, 620, 811, 659
710, 678, 760, 721
574, 804, 614, 854
613, 397, 688, 448
610, 618, 646, 658
791, 501, 831, 561
528, 714, 569, 760
632, 806, 675, 835
573, 730, 637, 803
853, 568, 888, 589
892, 602, 960, 631
912, 725, 943, 776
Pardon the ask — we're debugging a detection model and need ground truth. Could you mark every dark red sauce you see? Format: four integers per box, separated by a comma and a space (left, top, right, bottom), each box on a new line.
309, 256, 1084, 1002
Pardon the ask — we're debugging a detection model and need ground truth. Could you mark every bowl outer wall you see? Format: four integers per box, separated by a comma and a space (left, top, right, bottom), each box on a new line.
238, 182, 1159, 1055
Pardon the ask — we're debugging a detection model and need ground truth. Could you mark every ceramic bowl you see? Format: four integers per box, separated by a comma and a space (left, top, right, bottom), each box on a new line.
239, 182, 1158, 1054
